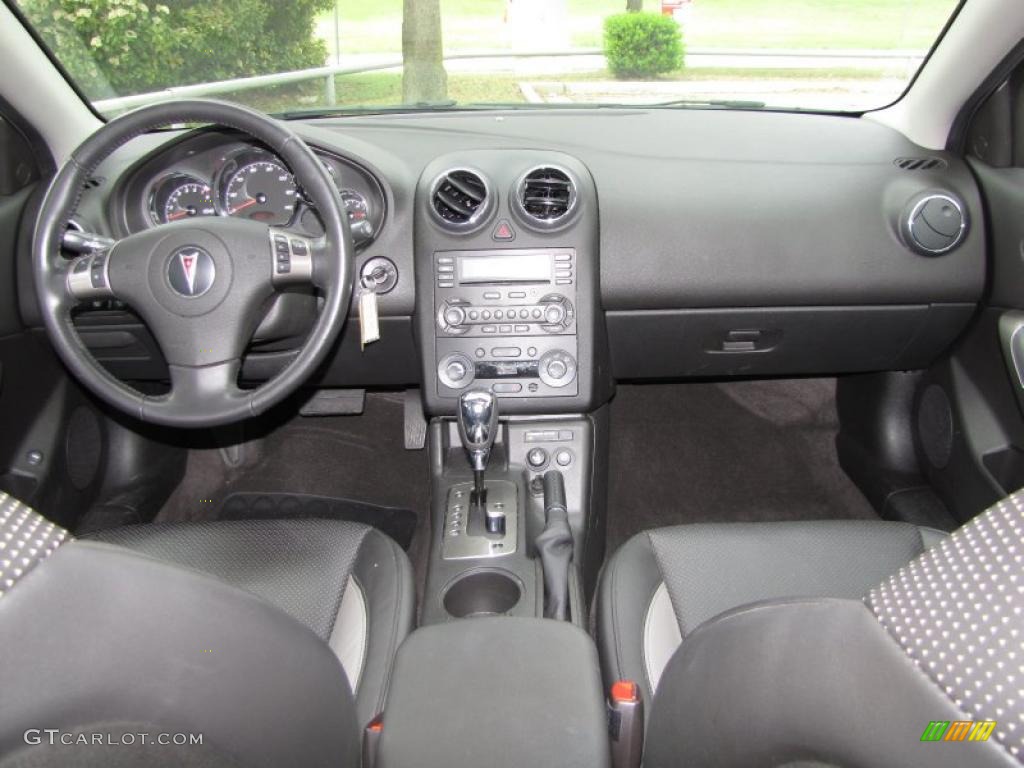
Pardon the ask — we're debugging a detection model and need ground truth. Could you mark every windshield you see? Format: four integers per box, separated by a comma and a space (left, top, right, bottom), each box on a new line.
13, 0, 962, 117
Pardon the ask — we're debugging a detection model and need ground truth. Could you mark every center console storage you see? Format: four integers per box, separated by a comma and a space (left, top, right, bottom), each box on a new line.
376, 617, 611, 768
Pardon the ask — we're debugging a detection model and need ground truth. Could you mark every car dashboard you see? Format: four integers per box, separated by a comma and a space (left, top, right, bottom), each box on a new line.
42, 106, 985, 415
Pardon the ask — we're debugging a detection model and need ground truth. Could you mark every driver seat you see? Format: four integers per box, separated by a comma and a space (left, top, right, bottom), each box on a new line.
0, 492, 414, 767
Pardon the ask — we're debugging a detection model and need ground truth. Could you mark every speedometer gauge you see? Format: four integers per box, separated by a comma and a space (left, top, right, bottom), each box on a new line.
222, 159, 298, 225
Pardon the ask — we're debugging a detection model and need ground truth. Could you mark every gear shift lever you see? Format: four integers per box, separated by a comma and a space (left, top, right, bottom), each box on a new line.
457, 390, 500, 531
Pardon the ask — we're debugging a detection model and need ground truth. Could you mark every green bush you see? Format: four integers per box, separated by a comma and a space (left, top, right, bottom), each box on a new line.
20, 0, 334, 98
603, 12, 684, 79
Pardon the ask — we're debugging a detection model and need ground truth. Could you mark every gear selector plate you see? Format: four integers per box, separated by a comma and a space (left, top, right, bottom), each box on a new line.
442, 480, 518, 560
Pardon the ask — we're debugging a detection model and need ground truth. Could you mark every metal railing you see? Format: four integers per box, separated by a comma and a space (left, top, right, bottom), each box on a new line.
93, 47, 925, 114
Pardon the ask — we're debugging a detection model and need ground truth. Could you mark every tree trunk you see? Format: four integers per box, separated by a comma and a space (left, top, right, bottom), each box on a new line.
402, 0, 448, 104
626, 0, 643, 11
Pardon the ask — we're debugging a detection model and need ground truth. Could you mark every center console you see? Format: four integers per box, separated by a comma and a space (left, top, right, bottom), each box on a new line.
413, 150, 612, 626
383, 149, 616, 767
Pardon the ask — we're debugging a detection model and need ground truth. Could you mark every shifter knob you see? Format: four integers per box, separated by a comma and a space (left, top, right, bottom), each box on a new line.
457, 390, 498, 472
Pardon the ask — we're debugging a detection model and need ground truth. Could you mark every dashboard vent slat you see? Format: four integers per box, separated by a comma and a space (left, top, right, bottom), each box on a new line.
430, 169, 490, 230
894, 157, 947, 171
516, 166, 577, 228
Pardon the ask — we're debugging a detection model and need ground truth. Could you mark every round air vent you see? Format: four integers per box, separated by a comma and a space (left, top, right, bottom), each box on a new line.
514, 166, 578, 230
429, 168, 492, 232
900, 192, 967, 256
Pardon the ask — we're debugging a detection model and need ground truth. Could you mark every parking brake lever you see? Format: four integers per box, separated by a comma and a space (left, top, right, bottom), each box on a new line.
535, 470, 573, 621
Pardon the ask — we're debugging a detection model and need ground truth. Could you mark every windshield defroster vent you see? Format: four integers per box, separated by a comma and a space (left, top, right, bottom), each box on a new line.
430, 169, 492, 232
515, 166, 577, 229
894, 157, 947, 171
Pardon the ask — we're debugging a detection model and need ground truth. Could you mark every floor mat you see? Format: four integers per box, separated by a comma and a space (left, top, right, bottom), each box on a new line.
157, 392, 431, 563
607, 379, 877, 554
218, 492, 417, 550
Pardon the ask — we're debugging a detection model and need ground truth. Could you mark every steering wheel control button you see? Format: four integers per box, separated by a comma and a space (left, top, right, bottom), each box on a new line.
269, 230, 313, 284
167, 246, 216, 298
527, 447, 549, 468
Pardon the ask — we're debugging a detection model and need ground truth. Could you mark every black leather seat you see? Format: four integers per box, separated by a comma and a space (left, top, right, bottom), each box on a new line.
597, 498, 1024, 767
0, 496, 414, 768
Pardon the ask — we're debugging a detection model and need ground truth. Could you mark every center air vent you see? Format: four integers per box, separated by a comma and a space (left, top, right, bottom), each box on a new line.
515, 166, 577, 229
430, 168, 491, 231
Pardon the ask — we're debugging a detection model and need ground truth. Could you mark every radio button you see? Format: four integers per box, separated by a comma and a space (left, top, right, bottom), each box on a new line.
509, 291, 526, 299
493, 383, 523, 394
482, 325, 497, 333
494, 310, 503, 319
484, 291, 500, 300
555, 253, 572, 262
515, 325, 530, 333
499, 325, 513, 334
469, 311, 479, 320
482, 310, 492, 320
492, 347, 521, 358
532, 309, 542, 319
556, 279, 572, 285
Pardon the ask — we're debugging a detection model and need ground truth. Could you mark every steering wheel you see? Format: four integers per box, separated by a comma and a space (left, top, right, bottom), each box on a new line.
33, 100, 354, 428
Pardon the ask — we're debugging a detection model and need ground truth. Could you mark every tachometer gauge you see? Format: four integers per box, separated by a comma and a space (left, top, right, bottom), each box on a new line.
149, 174, 215, 226
222, 159, 298, 225
163, 181, 216, 223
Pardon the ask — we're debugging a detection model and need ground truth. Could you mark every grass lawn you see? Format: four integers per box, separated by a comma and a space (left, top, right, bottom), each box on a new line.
317, 0, 959, 57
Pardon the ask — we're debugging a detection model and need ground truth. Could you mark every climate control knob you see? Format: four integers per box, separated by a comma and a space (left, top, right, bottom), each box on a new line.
538, 349, 577, 388
438, 352, 475, 390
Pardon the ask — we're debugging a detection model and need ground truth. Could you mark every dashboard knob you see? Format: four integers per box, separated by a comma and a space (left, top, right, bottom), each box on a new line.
549, 359, 568, 379
543, 304, 565, 325
538, 350, 577, 388
444, 305, 467, 326
438, 352, 475, 389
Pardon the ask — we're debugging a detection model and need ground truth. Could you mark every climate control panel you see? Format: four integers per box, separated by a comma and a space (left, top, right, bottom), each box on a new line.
436, 337, 579, 398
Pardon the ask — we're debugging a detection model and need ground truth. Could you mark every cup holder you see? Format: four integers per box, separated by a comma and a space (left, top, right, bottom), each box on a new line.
443, 569, 522, 618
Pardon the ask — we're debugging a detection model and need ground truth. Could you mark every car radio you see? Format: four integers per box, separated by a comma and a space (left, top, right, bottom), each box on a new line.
433, 248, 578, 398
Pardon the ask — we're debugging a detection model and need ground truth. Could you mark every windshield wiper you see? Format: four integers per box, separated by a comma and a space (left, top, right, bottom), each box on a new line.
653, 98, 767, 109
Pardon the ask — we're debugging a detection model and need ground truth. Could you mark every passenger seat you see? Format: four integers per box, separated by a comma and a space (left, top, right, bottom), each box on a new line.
597, 494, 1023, 766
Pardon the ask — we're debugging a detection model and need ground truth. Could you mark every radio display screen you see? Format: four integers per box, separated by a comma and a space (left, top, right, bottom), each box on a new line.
457, 253, 551, 284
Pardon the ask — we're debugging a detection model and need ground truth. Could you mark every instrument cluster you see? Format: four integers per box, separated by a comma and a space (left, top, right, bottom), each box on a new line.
120, 134, 386, 246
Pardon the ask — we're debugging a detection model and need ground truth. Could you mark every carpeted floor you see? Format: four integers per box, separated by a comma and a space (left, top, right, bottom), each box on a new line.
606, 379, 877, 554
157, 392, 432, 587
